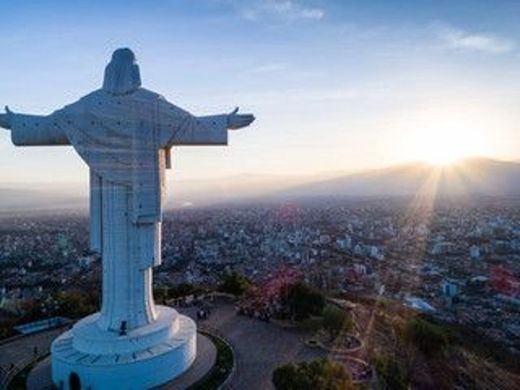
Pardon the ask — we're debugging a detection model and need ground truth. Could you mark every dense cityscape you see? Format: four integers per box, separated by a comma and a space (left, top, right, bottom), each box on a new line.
1, 196, 519, 354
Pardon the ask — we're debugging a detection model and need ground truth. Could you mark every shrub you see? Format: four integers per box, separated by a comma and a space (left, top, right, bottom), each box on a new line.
322, 305, 352, 340
301, 316, 324, 333
404, 317, 448, 357
221, 272, 250, 296
272, 358, 353, 390
374, 356, 409, 390
287, 282, 325, 321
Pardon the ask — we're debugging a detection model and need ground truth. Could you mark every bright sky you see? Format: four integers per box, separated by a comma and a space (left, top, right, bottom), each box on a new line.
0, 0, 519, 187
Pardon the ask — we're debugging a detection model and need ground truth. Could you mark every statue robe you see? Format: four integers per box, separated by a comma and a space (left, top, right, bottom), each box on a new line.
11, 88, 229, 329
10, 87, 228, 268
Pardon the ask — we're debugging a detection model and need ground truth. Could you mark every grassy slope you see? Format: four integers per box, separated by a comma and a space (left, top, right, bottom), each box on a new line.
349, 295, 519, 389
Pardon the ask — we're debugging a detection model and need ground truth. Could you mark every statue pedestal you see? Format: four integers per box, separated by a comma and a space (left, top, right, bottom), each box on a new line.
51, 306, 196, 389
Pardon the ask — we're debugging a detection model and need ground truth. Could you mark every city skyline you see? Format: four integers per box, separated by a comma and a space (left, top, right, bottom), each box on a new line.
1, 0, 519, 188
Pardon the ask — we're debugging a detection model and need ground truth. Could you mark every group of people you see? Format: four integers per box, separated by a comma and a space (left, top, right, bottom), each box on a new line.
236, 304, 272, 322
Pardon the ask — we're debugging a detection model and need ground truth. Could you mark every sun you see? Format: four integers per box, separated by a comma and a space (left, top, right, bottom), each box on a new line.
412, 122, 487, 166
423, 141, 464, 165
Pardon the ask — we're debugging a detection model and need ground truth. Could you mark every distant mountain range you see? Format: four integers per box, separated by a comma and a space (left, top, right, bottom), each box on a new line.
0, 185, 87, 213
0, 158, 518, 212
277, 158, 520, 199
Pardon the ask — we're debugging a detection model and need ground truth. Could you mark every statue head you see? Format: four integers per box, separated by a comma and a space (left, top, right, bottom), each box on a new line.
102, 48, 141, 95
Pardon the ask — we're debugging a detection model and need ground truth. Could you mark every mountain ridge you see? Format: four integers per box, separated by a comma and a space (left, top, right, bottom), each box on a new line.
276, 157, 520, 199
0, 157, 518, 211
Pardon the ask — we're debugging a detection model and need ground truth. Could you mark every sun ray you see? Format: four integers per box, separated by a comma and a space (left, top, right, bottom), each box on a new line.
361, 166, 443, 349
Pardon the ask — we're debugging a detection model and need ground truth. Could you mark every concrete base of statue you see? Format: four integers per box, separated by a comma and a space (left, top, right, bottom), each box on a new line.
51, 306, 196, 390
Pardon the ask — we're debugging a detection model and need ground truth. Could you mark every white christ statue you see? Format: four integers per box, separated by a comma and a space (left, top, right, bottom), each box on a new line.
0, 48, 254, 389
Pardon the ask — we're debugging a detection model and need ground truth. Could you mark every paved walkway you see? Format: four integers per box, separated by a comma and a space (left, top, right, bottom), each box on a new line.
180, 303, 326, 390
26, 356, 52, 390
161, 333, 216, 389
4, 303, 324, 390
0, 326, 68, 387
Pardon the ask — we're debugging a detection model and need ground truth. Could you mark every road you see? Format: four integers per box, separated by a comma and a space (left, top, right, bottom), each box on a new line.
0, 326, 67, 386
180, 302, 326, 390
2, 303, 324, 390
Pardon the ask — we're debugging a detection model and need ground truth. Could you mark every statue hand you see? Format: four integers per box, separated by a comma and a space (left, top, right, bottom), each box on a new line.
227, 107, 255, 130
0, 106, 13, 130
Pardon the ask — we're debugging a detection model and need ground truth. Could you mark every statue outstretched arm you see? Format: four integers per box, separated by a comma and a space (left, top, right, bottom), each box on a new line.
161, 106, 254, 147
0, 106, 11, 130
227, 107, 256, 130
0, 106, 69, 146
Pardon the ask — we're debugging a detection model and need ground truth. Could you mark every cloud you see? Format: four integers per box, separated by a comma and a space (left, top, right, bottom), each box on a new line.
436, 25, 515, 54
239, 62, 288, 76
233, 0, 324, 22
205, 86, 388, 109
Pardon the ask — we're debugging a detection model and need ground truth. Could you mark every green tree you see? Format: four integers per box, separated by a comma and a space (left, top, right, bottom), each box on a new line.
272, 362, 313, 390
322, 305, 352, 340
310, 359, 353, 390
374, 356, 409, 390
221, 272, 250, 296
167, 283, 197, 298
301, 316, 324, 333
272, 358, 353, 390
153, 287, 168, 304
287, 282, 325, 321
53, 290, 99, 318
404, 317, 448, 357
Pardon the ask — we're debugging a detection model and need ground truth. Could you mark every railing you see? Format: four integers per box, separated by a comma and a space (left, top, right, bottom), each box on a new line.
0, 353, 39, 389
0, 323, 70, 389
0, 321, 72, 347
